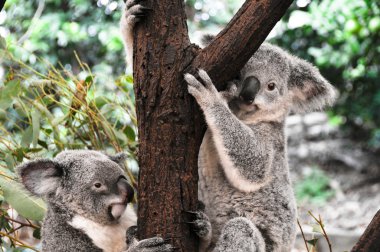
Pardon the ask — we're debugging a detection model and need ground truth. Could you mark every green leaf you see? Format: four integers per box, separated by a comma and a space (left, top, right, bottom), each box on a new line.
307, 238, 319, 246
0, 80, 20, 110
38, 140, 48, 149
4, 153, 15, 170
312, 224, 323, 233
14, 148, 24, 162
0, 172, 46, 221
21, 126, 33, 148
0, 36, 6, 49
93, 96, 108, 109
33, 228, 41, 239
115, 129, 128, 143
31, 108, 41, 147
85, 75, 93, 85
124, 126, 136, 141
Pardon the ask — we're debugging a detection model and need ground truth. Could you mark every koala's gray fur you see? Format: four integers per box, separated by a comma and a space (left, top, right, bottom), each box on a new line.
17, 150, 173, 252
120, 2, 337, 251
184, 44, 337, 251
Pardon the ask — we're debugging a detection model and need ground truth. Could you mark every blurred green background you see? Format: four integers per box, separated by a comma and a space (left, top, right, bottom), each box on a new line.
0, 0, 379, 250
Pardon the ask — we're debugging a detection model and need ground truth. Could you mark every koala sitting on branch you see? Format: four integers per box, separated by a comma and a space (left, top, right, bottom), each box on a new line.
17, 150, 173, 252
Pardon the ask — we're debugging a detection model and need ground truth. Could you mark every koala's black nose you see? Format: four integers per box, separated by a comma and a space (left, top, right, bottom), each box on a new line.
239, 76, 260, 104
117, 177, 134, 203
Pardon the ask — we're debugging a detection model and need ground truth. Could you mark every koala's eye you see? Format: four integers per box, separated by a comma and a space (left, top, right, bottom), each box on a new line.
94, 182, 102, 188
267, 83, 276, 91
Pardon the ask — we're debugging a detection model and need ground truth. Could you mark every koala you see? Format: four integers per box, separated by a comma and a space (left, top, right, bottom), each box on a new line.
17, 150, 173, 252
120, 2, 337, 251
184, 44, 336, 251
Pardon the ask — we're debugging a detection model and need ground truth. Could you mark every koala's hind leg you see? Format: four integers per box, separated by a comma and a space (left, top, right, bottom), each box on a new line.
186, 210, 212, 251
214, 217, 265, 252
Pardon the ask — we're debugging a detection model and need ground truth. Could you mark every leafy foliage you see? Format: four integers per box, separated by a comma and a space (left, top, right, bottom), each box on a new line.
295, 167, 335, 205
1, 0, 126, 76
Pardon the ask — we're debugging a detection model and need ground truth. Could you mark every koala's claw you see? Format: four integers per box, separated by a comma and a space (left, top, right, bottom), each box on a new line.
184, 69, 222, 108
125, 0, 141, 8
126, 237, 174, 252
185, 210, 212, 240
124, 0, 151, 26
126, 226, 174, 252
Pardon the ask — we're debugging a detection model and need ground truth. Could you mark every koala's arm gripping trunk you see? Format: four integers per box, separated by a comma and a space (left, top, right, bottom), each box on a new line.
204, 103, 274, 192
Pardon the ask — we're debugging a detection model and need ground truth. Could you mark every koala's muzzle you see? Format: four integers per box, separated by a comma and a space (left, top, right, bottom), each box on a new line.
109, 177, 134, 220
117, 177, 134, 203
239, 76, 260, 104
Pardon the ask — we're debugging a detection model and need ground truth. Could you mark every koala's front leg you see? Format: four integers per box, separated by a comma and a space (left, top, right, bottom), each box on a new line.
214, 217, 265, 252
120, 0, 151, 72
184, 70, 274, 193
125, 226, 174, 252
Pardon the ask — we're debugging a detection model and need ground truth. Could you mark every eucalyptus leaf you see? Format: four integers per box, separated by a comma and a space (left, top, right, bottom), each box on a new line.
124, 126, 136, 141
31, 108, 41, 147
21, 126, 33, 148
0, 173, 46, 221
4, 153, 15, 170
312, 224, 323, 233
0, 80, 20, 110
0, 36, 6, 49
306, 238, 319, 246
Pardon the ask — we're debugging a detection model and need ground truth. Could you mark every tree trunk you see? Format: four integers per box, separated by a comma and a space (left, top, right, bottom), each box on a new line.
351, 209, 380, 252
133, 0, 293, 251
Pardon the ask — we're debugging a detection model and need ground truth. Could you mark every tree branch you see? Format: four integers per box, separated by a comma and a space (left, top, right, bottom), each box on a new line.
351, 209, 380, 252
191, 0, 294, 88
133, 0, 293, 251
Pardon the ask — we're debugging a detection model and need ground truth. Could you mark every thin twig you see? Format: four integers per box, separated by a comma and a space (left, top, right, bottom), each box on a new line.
3, 216, 40, 229
308, 211, 332, 252
297, 219, 310, 252
17, 0, 45, 45
0, 231, 39, 251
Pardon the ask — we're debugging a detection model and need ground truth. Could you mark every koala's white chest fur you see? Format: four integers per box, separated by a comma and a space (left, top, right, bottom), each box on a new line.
198, 129, 297, 247
69, 205, 137, 252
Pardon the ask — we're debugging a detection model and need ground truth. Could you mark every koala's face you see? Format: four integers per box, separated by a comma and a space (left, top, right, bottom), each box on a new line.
229, 43, 337, 123
17, 150, 134, 225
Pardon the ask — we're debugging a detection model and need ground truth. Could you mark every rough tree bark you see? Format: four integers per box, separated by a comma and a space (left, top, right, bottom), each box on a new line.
351, 209, 380, 252
132, 0, 293, 251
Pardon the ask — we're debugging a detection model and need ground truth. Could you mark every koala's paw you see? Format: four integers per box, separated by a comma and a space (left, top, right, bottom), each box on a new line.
124, 0, 152, 27
126, 226, 174, 252
186, 210, 212, 241
184, 69, 223, 109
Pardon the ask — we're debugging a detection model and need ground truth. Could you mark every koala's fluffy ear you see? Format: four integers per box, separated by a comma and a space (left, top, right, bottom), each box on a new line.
108, 152, 127, 165
288, 57, 337, 113
17, 159, 62, 197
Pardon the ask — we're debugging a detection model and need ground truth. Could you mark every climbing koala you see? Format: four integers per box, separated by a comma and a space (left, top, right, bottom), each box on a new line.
17, 150, 173, 252
184, 44, 337, 251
